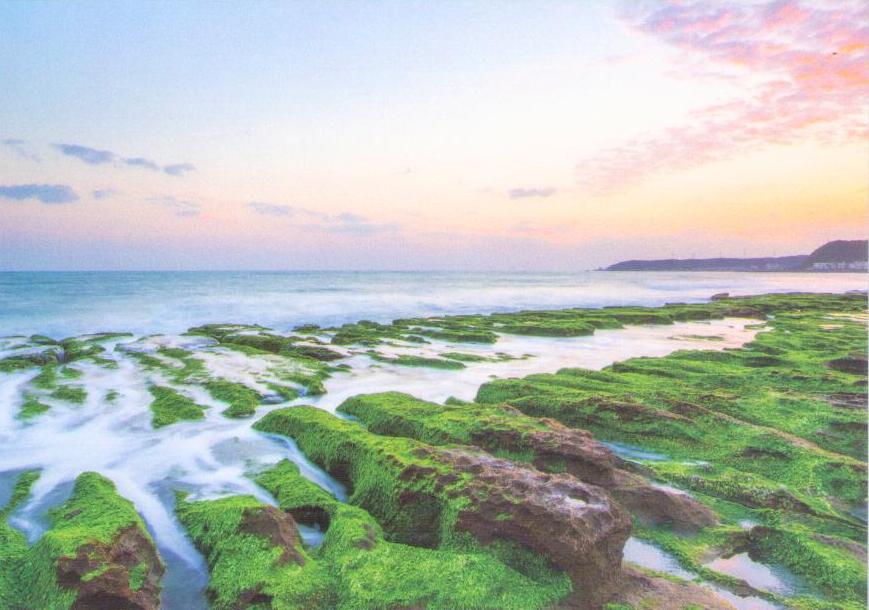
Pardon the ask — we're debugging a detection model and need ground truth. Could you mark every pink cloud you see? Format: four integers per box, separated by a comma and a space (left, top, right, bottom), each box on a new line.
577, 0, 869, 194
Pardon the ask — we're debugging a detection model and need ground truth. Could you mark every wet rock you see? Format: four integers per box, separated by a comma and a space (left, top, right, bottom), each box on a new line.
614, 565, 736, 609
256, 406, 632, 610
825, 392, 868, 410
826, 354, 868, 375
710, 292, 730, 301
476, 417, 718, 531
612, 484, 718, 532
431, 447, 632, 610
341, 393, 719, 534
56, 525, 164, 610
238, 505, 305, 565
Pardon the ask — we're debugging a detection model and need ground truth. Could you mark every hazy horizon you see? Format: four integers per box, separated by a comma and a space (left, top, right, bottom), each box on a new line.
1, 1, 867, 271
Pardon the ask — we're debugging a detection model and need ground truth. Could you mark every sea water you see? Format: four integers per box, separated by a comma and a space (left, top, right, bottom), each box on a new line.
1, 270, 865, 337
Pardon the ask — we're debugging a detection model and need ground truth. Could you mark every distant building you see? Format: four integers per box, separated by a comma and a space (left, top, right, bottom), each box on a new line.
808, 260, 868, 272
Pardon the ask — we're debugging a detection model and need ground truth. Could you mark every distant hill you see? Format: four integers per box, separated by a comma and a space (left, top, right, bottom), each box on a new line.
801, 240, 868, 271
605, 240, 867, 272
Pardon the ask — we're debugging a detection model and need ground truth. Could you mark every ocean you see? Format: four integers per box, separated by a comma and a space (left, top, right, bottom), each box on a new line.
1, 270, 865, 337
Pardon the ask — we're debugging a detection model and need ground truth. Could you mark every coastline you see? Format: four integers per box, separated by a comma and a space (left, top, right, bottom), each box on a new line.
0, 291, 865, 610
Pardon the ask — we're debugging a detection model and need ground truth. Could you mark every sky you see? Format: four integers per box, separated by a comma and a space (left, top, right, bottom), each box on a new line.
0, 0, 867, 271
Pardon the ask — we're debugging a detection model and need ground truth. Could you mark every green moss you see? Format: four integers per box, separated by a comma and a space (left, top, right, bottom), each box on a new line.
338, 391, 548, 451
0, 471, 161, 609
59, 367, 83, 379
413, 327, 499, 343
1, 470, 39, 518
368, 352, 466, 370
18, 394, 51, 420
476, 294, 868, 516
50, 385, 87, 404
176, 493, 334, 610
187, 325, 343, 362
748, 525, 866, 603
148, 385, 207, 427
204, 379, 262, 418
439, 351, 489, 362
0, 358, 37, 373
272, 371, 327, 396
248, 459, 571, 610
31, 364, 58, 390
128, 562, 148, 591
267, 383, 301, 401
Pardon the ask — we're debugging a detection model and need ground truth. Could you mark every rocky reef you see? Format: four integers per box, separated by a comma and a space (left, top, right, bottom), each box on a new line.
0, 291, 865, 609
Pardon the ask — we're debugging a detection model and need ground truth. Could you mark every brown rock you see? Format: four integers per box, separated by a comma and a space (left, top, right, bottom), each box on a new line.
613, 565, 736, 610
826, 392, 868, 410
239, 505, 305, 566
827, 354, 868, 375
500, 417, 719, 532
612, 483, 718, 532
431, 447, 632, 610
56, 526, 163, 610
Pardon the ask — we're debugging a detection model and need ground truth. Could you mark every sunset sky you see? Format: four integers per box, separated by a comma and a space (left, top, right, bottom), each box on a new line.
1, 0, 866, 271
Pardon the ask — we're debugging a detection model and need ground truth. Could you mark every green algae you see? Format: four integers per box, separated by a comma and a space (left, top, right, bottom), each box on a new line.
128, 340, 326, 416
18, 393, 51, 420
477, 298, 867, 512
0, 470, 39, 518
188, 323, 343, 362
337, 391, 548, 448
0, 358, 37, 373
469, 292, 867, 609
205, 379, 262, 418
368, 352, 466, 370
177, 457, 570, 610
255, 406, 465, 547
32, 364, 59, 390
50, 385, 87, 404
176, 493, 335, 610
148, 385, 207, 427
0, 471, 161, 609
1, 291, 865, 609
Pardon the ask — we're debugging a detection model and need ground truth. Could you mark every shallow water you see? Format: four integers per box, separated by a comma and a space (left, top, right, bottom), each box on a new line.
602, 441, 670, 462
623, 538, 784, 610
304, 317, 758, 410
706, 552, 804, 597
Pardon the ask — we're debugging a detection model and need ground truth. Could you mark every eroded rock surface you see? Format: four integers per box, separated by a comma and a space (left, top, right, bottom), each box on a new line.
57, 525, 164, 610
434, 447, 632, 609
255, 406, 632, 609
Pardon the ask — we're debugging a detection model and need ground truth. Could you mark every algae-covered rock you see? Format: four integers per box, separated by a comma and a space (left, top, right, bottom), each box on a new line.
178, 459, 573, 610
255, 406, 631, 608
0, 471, 163, 610
339, 391, 717, 532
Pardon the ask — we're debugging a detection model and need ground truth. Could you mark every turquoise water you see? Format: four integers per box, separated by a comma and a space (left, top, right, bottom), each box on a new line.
1, 270, 865, 337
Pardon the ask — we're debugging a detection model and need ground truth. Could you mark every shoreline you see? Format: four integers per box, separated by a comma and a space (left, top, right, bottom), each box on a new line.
0, 291, 866, 610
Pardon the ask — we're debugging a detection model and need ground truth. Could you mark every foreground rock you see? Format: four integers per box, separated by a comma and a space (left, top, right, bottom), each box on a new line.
340, 392, 718, 532
177, 459, 575, 609
0, 471, 163, 610
255, 406, 632, 609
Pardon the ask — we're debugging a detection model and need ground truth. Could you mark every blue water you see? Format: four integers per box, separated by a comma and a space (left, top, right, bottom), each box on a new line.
0, 270, 864, 337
